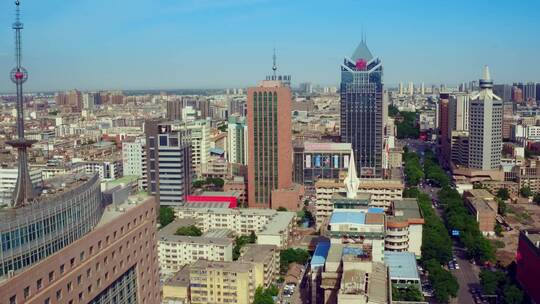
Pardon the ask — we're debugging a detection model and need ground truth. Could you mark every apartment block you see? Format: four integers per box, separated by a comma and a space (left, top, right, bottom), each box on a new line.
158, 220, 234, 277
189, 260, 255, 304
175, 207, 296, 248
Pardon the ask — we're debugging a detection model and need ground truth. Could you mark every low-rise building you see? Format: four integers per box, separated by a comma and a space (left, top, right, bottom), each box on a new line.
158, 220, 234, 276
175, 207, 296, 248
463, 189, 498, 236
386, 198, 424, 257
239, 244, 279, 289
190, 260, 255, 304
162, 266, 190, 304
384, 251, 421, 288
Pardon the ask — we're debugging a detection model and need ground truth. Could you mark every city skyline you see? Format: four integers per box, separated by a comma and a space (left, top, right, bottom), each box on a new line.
0, 0, 539, 92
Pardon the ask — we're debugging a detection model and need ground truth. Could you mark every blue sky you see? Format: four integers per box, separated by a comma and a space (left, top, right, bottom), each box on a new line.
0, 0, 539, 92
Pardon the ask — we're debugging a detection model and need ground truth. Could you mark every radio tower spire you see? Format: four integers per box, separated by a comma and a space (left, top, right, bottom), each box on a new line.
8, 0, 36, 207
272, 48, 277, 78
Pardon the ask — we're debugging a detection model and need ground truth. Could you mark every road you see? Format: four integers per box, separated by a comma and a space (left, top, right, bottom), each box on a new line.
406, 139, 479, 304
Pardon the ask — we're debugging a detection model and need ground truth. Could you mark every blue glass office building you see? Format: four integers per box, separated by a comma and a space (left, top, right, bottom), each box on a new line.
340, 39, 383, 178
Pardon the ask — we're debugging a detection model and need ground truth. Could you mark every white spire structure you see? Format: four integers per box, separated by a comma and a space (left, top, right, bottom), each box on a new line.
470, 65, 501, 101
344, 150, 360, 199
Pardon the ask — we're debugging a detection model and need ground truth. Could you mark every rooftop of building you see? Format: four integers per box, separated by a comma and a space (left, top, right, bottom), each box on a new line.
329, 210, 384, 226
158, 219, 233, 245
330, 211, 366, 225
164, 266, 190, 288
358, 178, 404, 189
389, 198, 423, 221
303, 142, 352, 152
384, 251, 420, 281
190, 259, 253, 273
259, 211, 296, 235
239, 244, 278, 263
464, 189, 495, 200
366, 262, 389, 302
521, 229, 540, 250
0, 173, 98, 223
97, 192, 154, 227
105, 175, 139, 187
467, 198, 497, 213
311, 241, 331, 269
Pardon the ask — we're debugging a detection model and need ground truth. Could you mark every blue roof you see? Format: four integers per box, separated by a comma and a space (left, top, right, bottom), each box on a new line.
209, 147, 225, 155
384, 252, 420, 281
368, 207, 385, 214
311, 241, 331, 269
329, 211, 366, 225
342, 247, 364, 257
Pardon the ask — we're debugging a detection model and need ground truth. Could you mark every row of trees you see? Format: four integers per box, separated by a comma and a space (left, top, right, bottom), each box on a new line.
396, 110, 420, 139
404, 188, 458, 303
438, 186, 496, 264
403, 151, 423, 186
424, 151, 450, 187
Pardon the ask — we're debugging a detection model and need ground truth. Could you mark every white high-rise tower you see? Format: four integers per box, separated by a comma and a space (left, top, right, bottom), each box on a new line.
468, 66, 503, 170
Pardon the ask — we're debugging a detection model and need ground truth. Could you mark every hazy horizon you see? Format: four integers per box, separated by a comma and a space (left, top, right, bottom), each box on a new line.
1, 0, 539, 92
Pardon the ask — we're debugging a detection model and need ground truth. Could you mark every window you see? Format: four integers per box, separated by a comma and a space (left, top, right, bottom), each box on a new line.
44, 298, 50, 304
79, 293, 83, 301
80, 251, 85, 261
67, 282, 72, 291
77, 275, 82, 285
9, 295, 16, 304
60, 264, 65, 274
89, 246, 94, 255
98, 240, 102, 250
48, 271, 54, 282
104, 256, 108, 264
70, 258, 75, 267
95, 262, 100, 271
87, 285, 92, 293
37, 279, 42, 290
56, 290, 62, 301
24, 286, 30, 299
86, 268, 91, 278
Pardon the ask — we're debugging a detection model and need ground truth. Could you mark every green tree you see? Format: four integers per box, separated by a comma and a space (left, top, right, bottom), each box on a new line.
392, 285, 423, 301
158, 206, 175, 228
174, 225, 202, 236
496, 188, 510, 201
480, 270, 505, 295
519, 186, 532, 198
503, 284, 524, 304
280, 248, 310, 273
233, 234, 257, 260
218, 124, 228, 132
424, 259, 459, 303
388, 104, 399, 117
253, 286, 274, 304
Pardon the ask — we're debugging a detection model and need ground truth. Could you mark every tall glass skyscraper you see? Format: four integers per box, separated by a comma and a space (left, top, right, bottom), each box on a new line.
340, 39, 383, 178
